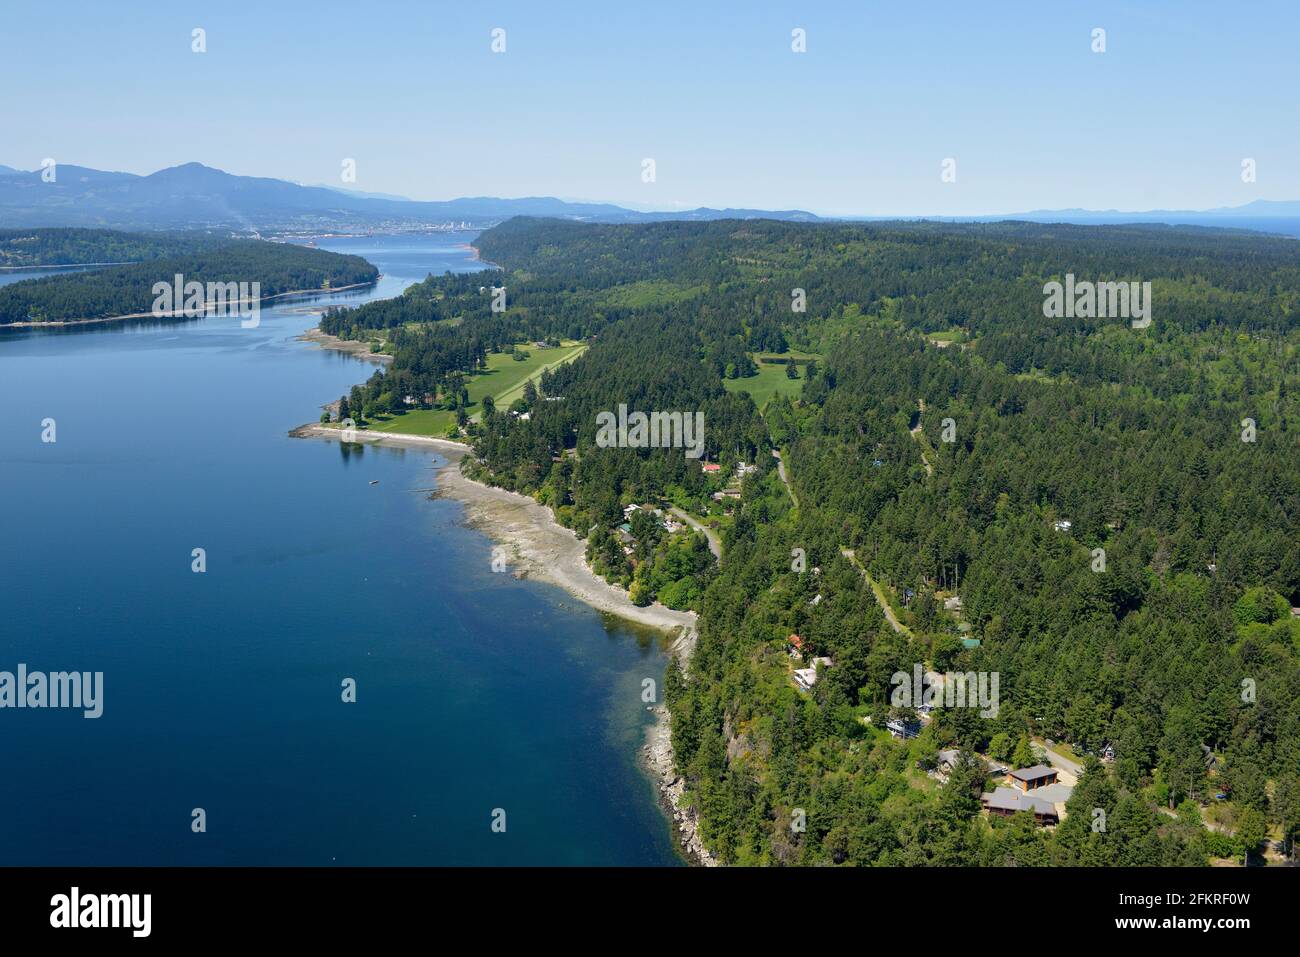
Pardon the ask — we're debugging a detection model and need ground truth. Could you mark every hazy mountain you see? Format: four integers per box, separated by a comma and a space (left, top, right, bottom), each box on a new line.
0, 161, 820, 231
904, 199, 1300, 237
612, 206, 820, 223
1000, 198, 1300, 220
4, 160, 1292, 235
311, 184, 417, 203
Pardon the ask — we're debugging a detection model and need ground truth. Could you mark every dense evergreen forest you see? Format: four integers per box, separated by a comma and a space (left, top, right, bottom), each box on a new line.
324, 217, 1300, 865
0, 227, 216, 268
0, 238, 378, 324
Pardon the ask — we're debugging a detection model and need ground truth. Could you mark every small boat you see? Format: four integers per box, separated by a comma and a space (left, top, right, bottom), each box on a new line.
369, 480, 379, 485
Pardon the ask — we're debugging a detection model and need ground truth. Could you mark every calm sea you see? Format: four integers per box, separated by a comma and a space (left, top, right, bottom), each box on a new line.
0, 233, 678, 865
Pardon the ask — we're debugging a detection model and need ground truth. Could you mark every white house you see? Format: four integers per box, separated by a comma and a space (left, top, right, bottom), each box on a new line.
793, 654, 833, 692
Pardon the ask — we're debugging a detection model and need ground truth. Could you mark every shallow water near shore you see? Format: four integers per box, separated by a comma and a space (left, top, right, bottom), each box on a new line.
0, 233, 679, 865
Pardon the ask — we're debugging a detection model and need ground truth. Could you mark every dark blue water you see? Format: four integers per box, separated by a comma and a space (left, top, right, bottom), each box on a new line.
0, 233, 677, 866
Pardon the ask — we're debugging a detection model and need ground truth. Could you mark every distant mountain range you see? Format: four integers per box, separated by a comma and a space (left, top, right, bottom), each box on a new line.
1013, 198, 1300, 219
1, 161, 1298, 236
927, 199, 1300, 233
0, 162, 820, 232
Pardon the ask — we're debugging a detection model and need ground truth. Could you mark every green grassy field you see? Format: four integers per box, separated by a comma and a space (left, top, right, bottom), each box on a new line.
365, 407, 457, 436
751, 350, 821, 363
723, 354, 817, 410
484, 342, 587, 414
362, 341, 586, 436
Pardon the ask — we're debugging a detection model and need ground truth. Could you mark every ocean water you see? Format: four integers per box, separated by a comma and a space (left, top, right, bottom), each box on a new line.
0, 233, 678, 866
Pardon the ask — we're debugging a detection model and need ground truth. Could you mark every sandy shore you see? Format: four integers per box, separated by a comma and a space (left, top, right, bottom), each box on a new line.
291, 425, 695, 631
298, 326, 393, 364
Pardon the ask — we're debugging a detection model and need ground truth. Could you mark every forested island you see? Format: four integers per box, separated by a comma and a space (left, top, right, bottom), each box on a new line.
0, 233, 378, 325
316, 216, 1300, 866
0, 227, 217, 268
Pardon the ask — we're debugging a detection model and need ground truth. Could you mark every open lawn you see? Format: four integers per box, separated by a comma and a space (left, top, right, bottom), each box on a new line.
361, 341, 586, 435
752, 350, 822, 363
924, 328, 967, 346
366, 407, 458, 436
484, 342, 587, 414
724, 355, 815, 410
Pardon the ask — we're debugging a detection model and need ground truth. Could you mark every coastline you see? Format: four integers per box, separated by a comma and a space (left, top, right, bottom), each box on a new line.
289, 424, 694, 631
0, 260, 134, 270
643, 634, 720, 867
297, 326, 393, 364
0, 279, 378, 329
290, 422, 717, 864
465, 243, 503, 270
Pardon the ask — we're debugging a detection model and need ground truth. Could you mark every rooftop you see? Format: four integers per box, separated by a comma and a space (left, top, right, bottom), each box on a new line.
982, 787, 1058, 816
793, 667, 819, 690
1009, 765, 1057, 782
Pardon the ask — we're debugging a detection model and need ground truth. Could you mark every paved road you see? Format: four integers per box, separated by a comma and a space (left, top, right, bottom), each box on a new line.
669, 506, 722, 560
1036, 740, 1083, 779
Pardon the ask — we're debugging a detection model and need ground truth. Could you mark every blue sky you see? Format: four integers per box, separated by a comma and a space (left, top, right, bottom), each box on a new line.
2, 0, 1297, 216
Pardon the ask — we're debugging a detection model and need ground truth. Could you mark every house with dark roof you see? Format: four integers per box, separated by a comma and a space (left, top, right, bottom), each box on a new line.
981, 787, 1059, 825
1006, 765, 1058, 792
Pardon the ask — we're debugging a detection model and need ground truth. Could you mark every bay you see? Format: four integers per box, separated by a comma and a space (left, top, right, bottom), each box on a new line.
0, 232, 678, 866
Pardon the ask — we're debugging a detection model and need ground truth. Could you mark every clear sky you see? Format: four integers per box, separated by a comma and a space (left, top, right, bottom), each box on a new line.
2, 0, 1297, 216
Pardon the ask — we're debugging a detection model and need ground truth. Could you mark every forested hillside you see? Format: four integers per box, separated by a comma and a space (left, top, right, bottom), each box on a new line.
0, 238, 378, 324
0, 228, 216, 268
323, 217, 1300, 865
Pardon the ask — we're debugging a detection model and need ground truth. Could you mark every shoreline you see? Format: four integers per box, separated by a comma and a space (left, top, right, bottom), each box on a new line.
464, 244, 502, 270
642, 634, 719, 867
0, 279, 378, 329
290, 422, 716, 863
297, 326, 393, 363
0, 260, 134, 271
289, 424, 696, 633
